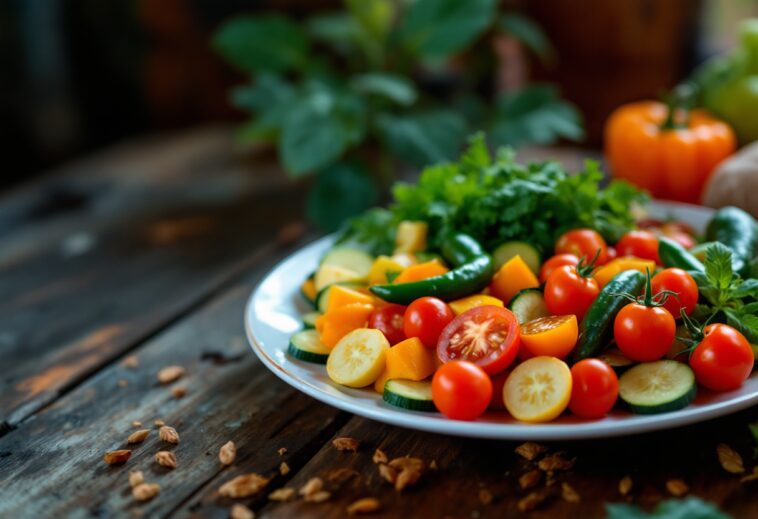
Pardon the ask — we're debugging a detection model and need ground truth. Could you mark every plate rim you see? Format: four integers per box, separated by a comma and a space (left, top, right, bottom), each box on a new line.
245, 201, 758, 440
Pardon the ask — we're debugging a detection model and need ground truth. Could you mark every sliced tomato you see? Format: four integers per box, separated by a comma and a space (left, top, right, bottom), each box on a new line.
519, 315, 579, 360
437, 306, 520, 375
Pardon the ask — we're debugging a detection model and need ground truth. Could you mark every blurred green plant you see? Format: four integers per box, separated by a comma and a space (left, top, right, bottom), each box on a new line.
214, 0, 584, 231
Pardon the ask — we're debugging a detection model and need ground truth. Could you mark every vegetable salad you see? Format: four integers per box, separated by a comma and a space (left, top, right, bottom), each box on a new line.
290, 139, 758, 423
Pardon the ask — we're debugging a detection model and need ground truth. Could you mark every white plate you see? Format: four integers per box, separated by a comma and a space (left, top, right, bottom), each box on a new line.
245, 201, 758, 440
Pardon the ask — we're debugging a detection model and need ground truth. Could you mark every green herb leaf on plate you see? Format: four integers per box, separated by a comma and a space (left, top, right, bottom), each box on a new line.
704, 242, 735, 292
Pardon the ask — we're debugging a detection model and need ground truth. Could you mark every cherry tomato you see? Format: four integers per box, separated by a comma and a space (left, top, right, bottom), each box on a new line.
404, 297, 454, 349
488, 369, 511, 410
615, 230, 660, 264
690, 324, 754, 392
555, 229, 608, 265
569, 359, 619, 418
660, 224, 696, 249
614, 303, 675, 361
606, 246, 618, 261
432, 361, 492, 420
539, 253, 579, 284
437, 306, 521, 375
368, 304, 407, 345
544, 265, 600, 320
519, 315, 579, 360
651, 268, 698, 318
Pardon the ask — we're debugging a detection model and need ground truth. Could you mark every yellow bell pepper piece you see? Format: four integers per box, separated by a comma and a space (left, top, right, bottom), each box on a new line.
593, 257, 656, 288
394, 221, 428, 254
449, 294, 504, 315
326, 285, 375, 312
367, 256, 405, 285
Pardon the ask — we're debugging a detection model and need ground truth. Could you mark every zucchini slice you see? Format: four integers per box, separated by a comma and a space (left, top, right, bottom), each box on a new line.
509, 288, 549, 324
302, 311, 321, 329
288, 330, 331, 364
618, 360, 696, 414
320, 248, 374, 278
383, 380, 435, 412
597, 348, 635, 373
326, 329, 389, 388
492, 241, 541, 274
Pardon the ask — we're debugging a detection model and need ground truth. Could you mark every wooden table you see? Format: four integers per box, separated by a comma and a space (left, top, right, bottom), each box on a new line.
0, 127, 756, 518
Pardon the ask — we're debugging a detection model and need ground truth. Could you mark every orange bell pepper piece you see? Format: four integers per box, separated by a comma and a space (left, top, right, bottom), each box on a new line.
326, 285, 375, 312
593, 257, 656, 288
316, 303, 374, 348
373, 337, 436, 393
449, 294, 504, 315
393, 260, 448, 284
488, 255, 539, 304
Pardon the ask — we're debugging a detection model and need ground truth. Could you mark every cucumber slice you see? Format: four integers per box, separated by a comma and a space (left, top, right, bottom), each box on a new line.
302, 311, 321, 329
618, 360, 696, 414
597, 348, 634, 373
321, 248, 374, 278
314, 264, 363, 292
492, 241, 541, 274
383, 380, 435, 412
315, 282, 365, 314
509, 288, 548, 324
288, 330, 330, 364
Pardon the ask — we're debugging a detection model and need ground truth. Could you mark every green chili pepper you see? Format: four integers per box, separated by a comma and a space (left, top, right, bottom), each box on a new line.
369, 233, 494, 304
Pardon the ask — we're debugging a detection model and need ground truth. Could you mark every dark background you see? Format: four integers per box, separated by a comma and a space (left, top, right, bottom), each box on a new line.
0, 0, 754, 190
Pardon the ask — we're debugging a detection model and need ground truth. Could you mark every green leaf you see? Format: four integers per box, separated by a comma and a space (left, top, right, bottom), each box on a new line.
724, 309, 758, 343
280, 83, 367, 176
335, 207, 396, 256
606, 498, 729, 519
731, 278, 758, 299
231, 75, 296, 140
213, 15, 309, 73
490, 85, 584, 148
307, 13, 358, 51
498, 12, 554, 63
375, 110, 467, 167
345, 0, 394, 41
704, 242, 735, 291
350, 73, 418, 106
306, 162, 378, 232
397, 0, 496, 59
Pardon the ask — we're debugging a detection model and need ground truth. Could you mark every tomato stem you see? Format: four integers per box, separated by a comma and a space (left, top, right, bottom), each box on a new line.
576, 249, 601, 278
660, 83, 696, 131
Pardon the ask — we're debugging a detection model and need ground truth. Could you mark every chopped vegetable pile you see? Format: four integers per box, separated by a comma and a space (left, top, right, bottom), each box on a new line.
289, 138, 757, 424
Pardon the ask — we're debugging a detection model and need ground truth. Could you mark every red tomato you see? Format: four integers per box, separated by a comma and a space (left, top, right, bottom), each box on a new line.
651, 268, 698, 318
606, 246, 618, 261
569, 359, 619, 418
690, 324, 754, 392
615, 230, 660, 264
614, 303, 675, 361
437, 306, 521, 375
544, 265, 600, 320
368, 304, 407, 345
555, 229, 608, 265
403, 297, 454, 349
488, 369, 511, 410
660, 225, 696, 250
432, 361, 492, 420
539, 254, 579, 284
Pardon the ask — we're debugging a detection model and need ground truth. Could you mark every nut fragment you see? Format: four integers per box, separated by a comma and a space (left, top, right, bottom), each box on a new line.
333, 437, 360, 452
429, 459, 439, 470
159, 426, 180, 444
157, 365, 185, 384
269, 487, 295, 501
517, 491, 546, 512
154, 419, 165, 427
378, 464, 397, 484
280, 462, 290, 475
305, 490, 331, 503
618, 476, 633, 496
219, 473, 270, 498
395, 467, 421, 492
122, 355, 139, 369
740, 467, 758, 483
347, 497, 381, 515
388, 457, 424, 472
229, 503, 255, 519
155, 451, 177, 469
127, 429, 150, 444
478, 488, 493, 505
132, 421, 143, 428
561, 482, 580, 503
327, 467, 359, 484
717, 443, 745, 474
372, 449, 388, 465
666, 479, 689, 497
104, 449, 132, 465
219, 441, 236, 465
515, 442, 548, 461
171, 386, 187, 399
118, 379, 129, 388
132, 483, 161, 501
129, 470, 144, 488
538, 453, 574, 472
277, 447, 287, 456
519, 469, 541, 490
299, 477, 324, 497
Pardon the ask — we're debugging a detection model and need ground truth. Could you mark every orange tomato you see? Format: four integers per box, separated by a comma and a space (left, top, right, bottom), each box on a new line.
605, 101, 736, 204
519, 315, 579, 360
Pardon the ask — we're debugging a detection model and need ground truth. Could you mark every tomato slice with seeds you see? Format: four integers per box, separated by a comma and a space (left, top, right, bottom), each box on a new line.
437, 306, 521, 375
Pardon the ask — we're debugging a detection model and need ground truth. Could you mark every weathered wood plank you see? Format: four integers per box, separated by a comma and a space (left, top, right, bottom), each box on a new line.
0, 127, 305, 427
0, 270, 348, 518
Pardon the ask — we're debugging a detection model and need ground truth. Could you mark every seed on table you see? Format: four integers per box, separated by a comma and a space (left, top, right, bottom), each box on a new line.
332, 437, 359, 452
127, 429, 150, 444
515, 442, 547, 461
561, 482, 580, 503
157, 365, 185, 384
159, 426, 179, 444
619, 476, 633, 496
104, 450, 131, 465
268, 487, 295, 501
347, 497, 381, 515
122, 355, 139, 369
132, 483, 160, 501
218, 474, 270, 498
171, 386, 187, 398
129, 470, 144, 488
219, 441, 236, 465
519, 469, 541, 490
279, 462, 290, 475
478, 488, 493, 505
155, 451, 177, 469
372, 449, 388, 465
229, 504, 255, 519
666, 479, 688, 496
305, 490, 331, 503
716, 443, 745, 474
299, 477, 324, 497
277, 447, 287, 456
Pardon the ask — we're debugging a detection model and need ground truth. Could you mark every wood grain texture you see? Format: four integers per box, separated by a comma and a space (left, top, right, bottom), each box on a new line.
0, 126, 305, 427
0, 273, 347, 518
